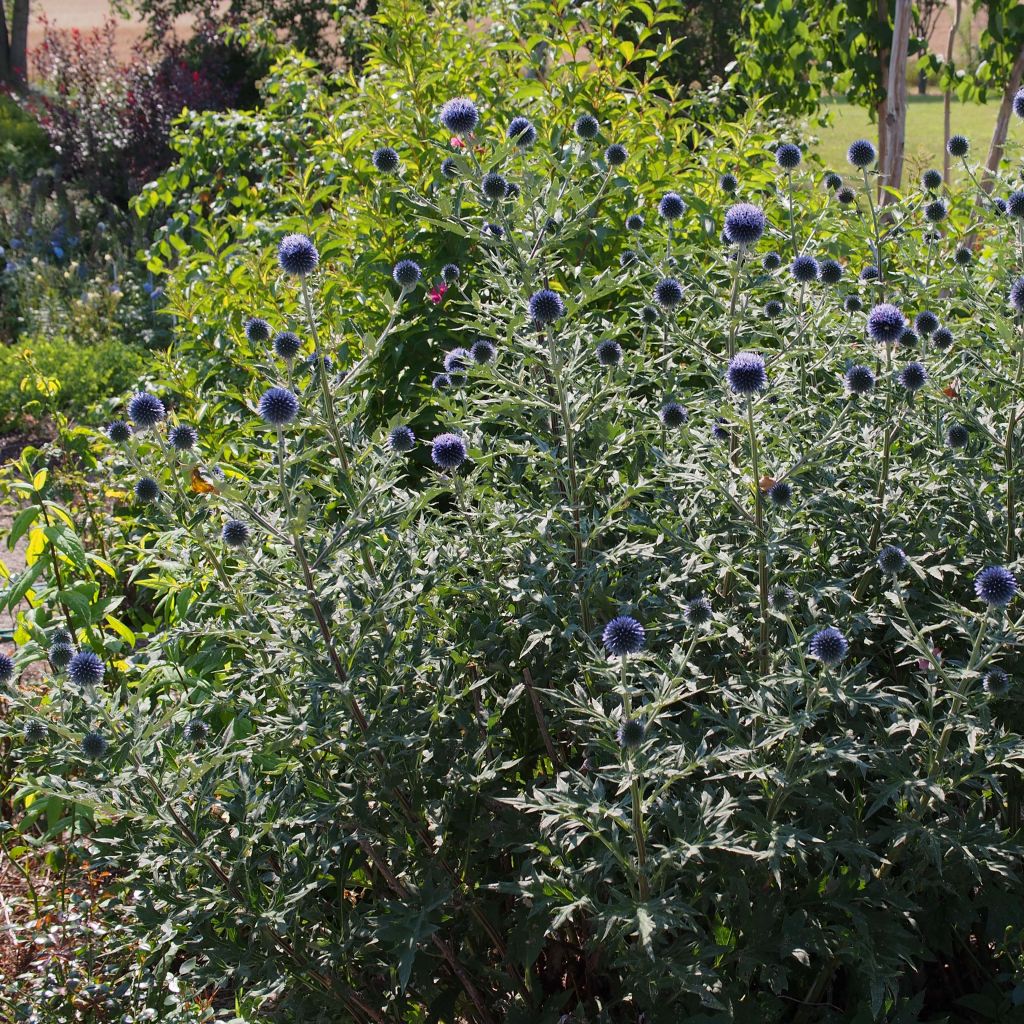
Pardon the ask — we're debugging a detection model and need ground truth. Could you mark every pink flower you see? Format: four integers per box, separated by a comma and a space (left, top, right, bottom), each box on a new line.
428, 283, 448, 304
917, 647, 942, 672
450, 136, 465, 149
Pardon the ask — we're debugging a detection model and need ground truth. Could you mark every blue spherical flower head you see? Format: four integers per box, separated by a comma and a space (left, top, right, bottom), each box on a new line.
23, 720, 47, 744
617, 717, 646, 749
596, 339, 622, 367
932, 326, 954, 350
844, 295, 863, 313
914, 310, 939, 336
984, 668, 1011, 697
393, 259, 422, 289
790, 255, 819, 282
277, 233, 318, 277
168, 424, 197, 451
684, 596, 713, 626
1008, 190, 1024, 218
659, 401, 687, 428
844, 364, 876, 395
128, 391, 165, 429
387, 425, 415, 454
867, 302, 904, 343
818, 258, 843, 285
626, 212, 645, 232
244, 316, 271, 343
273, 330, 302, 361
1014, 88, 1024, 120
440, 97, 479, 136
654, 278, 683, 309
1010, 277, 1024, 313
602, 615, 645, 657
183, 718, 209, 743
877, 545, 907, 575
762, 251, 782, 272
440, 156, 458, 180
604, 143, 628, 167
441, 263, 460, 283
221, 519, 250, 547
898, 361, 928, 393
775, 142, 802, 170
619, 248, 639, 269
49, 641, 75, 669
431, 432, 467, 471
431, 372, 453, 391
371, 145, 400, 173
0, 651, 14, 684
574, 113, 599, 140
720, 172, 739, 194
953, 246, 972, 267
946, 423, 969, 449
81, 731, 108, 760
443, 348, 470, 374
809, 626, 848, 666
847, 138, 876, 168
823, 171, 842, 191
995, 197, 1008, 215
924, 198, 947, 223
860, 267, 880, 285
764, 299, 784, 319
68, 650, 104, 688
640, 304, 659, 326
947, 133, 969, 158
658, 191, 686, 221
898, 327, 918, 348
727, 351, 768, 396
134, 477, 160, 503
105, 420, 132, 444
481, 171, 508, 201
258, 386, 299, 426
528, 288, 565, 325
769, 584, 795, 611
767, 480, 792, 507
711, 419, 729, 442
470, 339, 496, 364
507, 115, 536, 147
975, 565, 1018, 607
921, 168, 943, 191
724, 202, 766, 246
836, 186, 856, 205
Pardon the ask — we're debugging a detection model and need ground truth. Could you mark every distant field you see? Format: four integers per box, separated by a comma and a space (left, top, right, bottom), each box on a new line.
815, 95, 1024, 183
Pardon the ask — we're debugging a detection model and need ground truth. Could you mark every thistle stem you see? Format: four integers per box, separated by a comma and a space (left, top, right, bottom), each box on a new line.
747, 398, 769, 675
862, 167, 884, 298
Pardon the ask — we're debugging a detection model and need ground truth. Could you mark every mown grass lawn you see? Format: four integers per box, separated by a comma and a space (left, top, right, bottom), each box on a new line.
814, 94, 1024, 183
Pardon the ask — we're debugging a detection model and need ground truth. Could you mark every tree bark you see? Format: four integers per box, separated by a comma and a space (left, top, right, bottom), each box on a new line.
943, 0, 963, 184
1, 0, 30, 89
882, 0, 912, 201
876, 0, 890, 200
0, 2, 11, 84
981, 41, 1024, 193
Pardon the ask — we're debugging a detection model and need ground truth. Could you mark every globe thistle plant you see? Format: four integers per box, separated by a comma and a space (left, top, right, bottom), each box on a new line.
924, 199, 947, 223
808, 626, 849, 666
0, 651, 14, 684
932, 326, 954, 350
867, 303, 905, 344
441, 263, 460, 283
946, 423, 969, 449
183, 718, 210, 744
791, 256, 818, 286
859, 265, 879, 282
727, 352, 768, 395
877, 545, 908, 575
221, 519, 251, 547
843, 295, 863, 313
640, 304, 659, 326
507, 116, 536, 147
974, 566, 1018, 607
723, 202, 766, 246
836, 186, 856, 205
168, 424, 198, 451
258, 387, 299, 426
23, 720, 47, 744
602, 616, 646, 656
68, 650, 104, 688
440, 97, 479, 136
277, 234, 319, 277
528, 288, 565, 324
818, 258, 843, 285
128, 392, 165, 429
654, 278, 683, 309
244, 316, 272, 343
984, 668, 1011, 697
626, 213, 645, 232
604, 143, 628, 167
720, 172, 739, 193
105, 420, 132, 443
135, 477, 160, 503
844, 365, 876, 395
432, 372, 453, 390
684, 596, 713, 627
914, 310, 939, 336
48, 641, 75, 669
273, 331, 302, 361
823, 171, 842, 191
762, 251, 782, 272
767, 480, 793, 507
393, 259, 422, 289
1015, 88, 1024, 120
658, 192, 686, 221
1008, 190, 1024, 218
1010, 277, 1024, 314
946, 134, 970, 158
764, 300, 784, 319
482, 171, 508, 201
954, 246, 973, 267
431, 432, 467, 471
573, 113, 599, 140
898, 361, 928, 393
371, 146, 400, 173
596, 339, 622, 367
617, 717, 646, 749
775, 142, 802, 170
81, 731, 108, 760
387, 425, 416, 453
921, 168, 942, 191
659, 401, 687, 428
846, 138, 876, 168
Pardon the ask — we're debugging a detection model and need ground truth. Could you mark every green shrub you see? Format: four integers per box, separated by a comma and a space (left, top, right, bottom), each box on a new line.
0, 94, 54, 177
4, 1, 1024, 1021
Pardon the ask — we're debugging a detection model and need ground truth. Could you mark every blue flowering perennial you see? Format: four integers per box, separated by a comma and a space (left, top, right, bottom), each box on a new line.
808, 627, 849, 666
775, 142, 802, 170
1010, 278, 1024, 314
0, 651, 14, 684
727, 352, 768, 395
574, 113, 599, 140
371, 146, 400, 173
441, 157, 458, 179
712, 419, 729, 442
898, 362, 928, 394
898, 328, 918, 349
844, 295, 863, 313
659, 401, 687, 428
946, 423, 969, 449
640, 305, 659, 325
626, 213, 645, 231
823, 172, 842, 191
954, 246, 972, 267
762, 251, 782, 272
273, 331, 302, 361
846, 138, 877, 168
684, 596, 713, 626
528, 288, 565, 324
441, 263, 460, 283
790, 255, 819, 282
432, 372, 452, 391
764, 300, 784, 319
128, 391, 165, 429
387, 425, 416, 454
946, 134, 970, 158
23, 720, 47, 744
602, 616, 646, 656
596, 339, 622, 367
617, 717, 646, 749
767, 480, 792, 507
654, 278, 683, 309
244, 317, 272, 343
444, 348, 470, 374
769, 584, 794, 610
723, 202, 766, 246
507, 115, 536, 147
470, 339, 496, 364
921, 169, 942, 191
393, 260, 422, 288
277, 234, 319, 277
431, 432, 467, 471
105, 420, 132, 443
81, 731, 108, 760
974, 566, 1018, 607
836, 186, 856, 205
258, 387, 299, 426
877, 545, 908, 575
221, 519, 251, 547
924, 199, 947, 223
818, 259, 843, 285
867, 303, 905, 344
440, 97, 479, 135
720, 172, 739, 194
183, 718, 209, 744
844, 365, 876, 395
984, 668, 1011, 697
481, 171, 508, 201
1016, 88, 1024, 119
604, 143, 628, 167
168, 425, 198, 451
68, 650, 104, 688
658, 191, 686, 221
914, 310, 939, 336
619, 249, 639, 269
48, 641, 75, 669
134, 477, 160, 503
933, 326, 954, 350
1009, 191, 1024, 218
995, 197, 1008, 215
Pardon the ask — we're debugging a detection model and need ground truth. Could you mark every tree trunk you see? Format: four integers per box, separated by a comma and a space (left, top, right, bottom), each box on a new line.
882, 0, 912, 201
10, 0, 30, 89
943, 0, 963, 184
0, 2, 11, 84
981, 41, 1024, 193
876, 0, 890, 200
